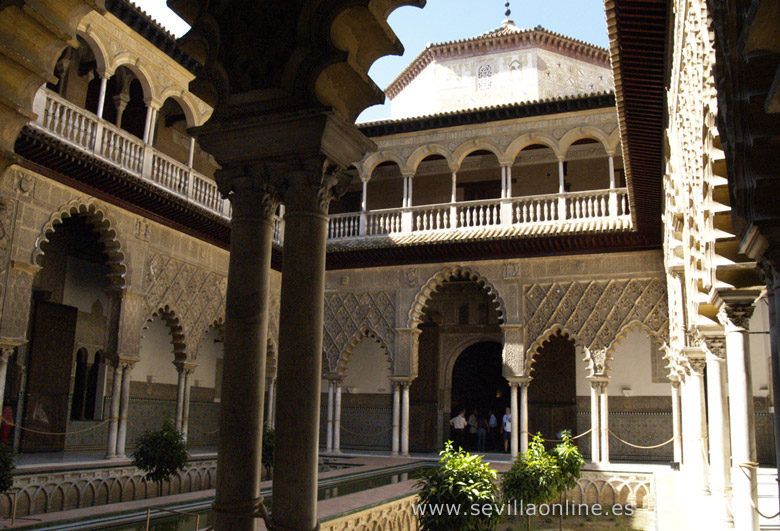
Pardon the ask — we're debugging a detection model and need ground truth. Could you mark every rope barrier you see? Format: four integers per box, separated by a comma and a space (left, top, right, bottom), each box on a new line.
738, 462, 780, 520
339, 425, 394, 437
0, 417, 112, 436
516, 428, 592, 442
607, 429, 674, 449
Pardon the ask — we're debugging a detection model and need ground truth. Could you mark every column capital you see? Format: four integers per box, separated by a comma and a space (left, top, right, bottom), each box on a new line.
173, 360, 198, 374
506, 376, 532, 388
587, 376, 610, 389
583, 346, 611, 378
280, 156, 352, 215
702, 334, 727, 360
216, 170, 281, 221
717, 303, 755, 331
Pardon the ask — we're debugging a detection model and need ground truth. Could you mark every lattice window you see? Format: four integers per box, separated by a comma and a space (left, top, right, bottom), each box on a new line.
477, 64, 493, 90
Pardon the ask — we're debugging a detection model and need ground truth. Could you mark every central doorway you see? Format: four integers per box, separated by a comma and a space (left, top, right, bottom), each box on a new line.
528, 333, 577, 445
449, 341, 508, 451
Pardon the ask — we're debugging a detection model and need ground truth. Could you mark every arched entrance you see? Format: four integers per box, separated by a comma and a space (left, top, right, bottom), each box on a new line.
449, 341, 508, 450
529, 333, 577, 445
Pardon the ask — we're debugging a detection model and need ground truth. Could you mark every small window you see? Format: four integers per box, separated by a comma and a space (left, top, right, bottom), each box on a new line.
477, 64, 493, 91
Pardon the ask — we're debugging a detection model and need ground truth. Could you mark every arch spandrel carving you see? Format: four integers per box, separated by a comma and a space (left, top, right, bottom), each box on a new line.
524, 278, 668, 373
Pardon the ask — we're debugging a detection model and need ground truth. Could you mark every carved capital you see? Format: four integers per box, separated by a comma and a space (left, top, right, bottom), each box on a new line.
583, 346, 611, 378
718, 303, 754, 330
703, 335, 727, 359
216, 168, 281, 221
282, 157, 350, 215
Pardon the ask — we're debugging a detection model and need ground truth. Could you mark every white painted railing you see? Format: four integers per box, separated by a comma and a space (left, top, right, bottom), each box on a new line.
32, 89, 631, 248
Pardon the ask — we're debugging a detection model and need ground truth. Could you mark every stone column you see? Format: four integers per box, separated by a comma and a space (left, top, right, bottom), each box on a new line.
401, 382, 411, 456
519, 378, 530, 453
326, 379, 334, 451
211, 177, 277, 530
333, 381, 342, 453
767, 264, 780, 504
704, 334, 734, 528
112, 94, 129, 128
115, 361, 133, 458
681, 351, 710, 495
391, 381, 400, 455
720, 301, 760, 531
174, 363, 186, 431
272, 159, 345, 531
670, 378, 683, 464
0, 347, 14, 410
599, 380, 609, 464
589, 379, 601, 464
96, 74, 109, 119
181, 367, 194, 441
509, 382, 519, 458
105, 360, 122, 458
266, 377, 276, 428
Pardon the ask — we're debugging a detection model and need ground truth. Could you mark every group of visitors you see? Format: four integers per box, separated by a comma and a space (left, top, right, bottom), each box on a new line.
449, 406, 513, 453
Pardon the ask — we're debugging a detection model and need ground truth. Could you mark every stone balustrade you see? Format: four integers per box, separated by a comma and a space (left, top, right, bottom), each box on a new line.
31, 88, 631, 249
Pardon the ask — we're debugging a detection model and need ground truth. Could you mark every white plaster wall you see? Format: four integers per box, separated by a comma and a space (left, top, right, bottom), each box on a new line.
390, 47, 612, 120
195, 326, 221, 388
342, 339, 392, 394
63, 256, 109, 313
135, 315, 177, 385
750, 299, 772, 396
575, 330, 669, 396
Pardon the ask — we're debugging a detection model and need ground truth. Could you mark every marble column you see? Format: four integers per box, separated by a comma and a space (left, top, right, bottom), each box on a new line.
115, 361, 133, 458
333, 381, 342, 453
767, 264, 780, 506
105, 360, 122, 458
681, 353, 710, 495
720, 301, 759, 531
509, 382, 519, 458
391, 382, 400, 455
0, 347, 13, 410
519, 379, 530, 453
266, 377, 276, 428
589, 379, 601, 464
181, 367, 193, 441
670, 378, 683, 464
212, 178, 276, 531
326, 379, 334, 451
599, 380, 610, 464
704, 335, 734, 528
272, 160, 343, 531
174, 363, 186, 432
401, 382, 410, 456
96, 74, 109, 119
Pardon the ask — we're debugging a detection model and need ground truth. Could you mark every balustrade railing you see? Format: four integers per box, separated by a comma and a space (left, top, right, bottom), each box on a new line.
33, 90, 632, 247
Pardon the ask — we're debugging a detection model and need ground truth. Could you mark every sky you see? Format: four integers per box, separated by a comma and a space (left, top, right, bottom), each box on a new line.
132, 0, 610, 122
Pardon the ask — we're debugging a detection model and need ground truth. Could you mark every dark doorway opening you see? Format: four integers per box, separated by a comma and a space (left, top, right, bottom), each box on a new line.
528, 334, 577, 447
450, 341, 508, 451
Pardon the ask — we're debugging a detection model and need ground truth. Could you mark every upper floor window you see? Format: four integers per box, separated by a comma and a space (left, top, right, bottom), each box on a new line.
477, 64, 493, 90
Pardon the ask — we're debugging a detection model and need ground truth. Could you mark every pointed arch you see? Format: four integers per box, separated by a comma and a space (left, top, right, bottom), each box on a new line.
407, 144, 455, 174
334, 326, 393, 376
452, 139, 504, 169
558, 126, 611, 157
407, 266, 506, 328
524, 324, 584, 374
33, 199, 128, 287
505, 132, 562, 162
142, 305, 188, 361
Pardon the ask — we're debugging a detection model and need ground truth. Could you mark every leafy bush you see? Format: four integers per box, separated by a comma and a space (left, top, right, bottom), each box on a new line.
131, 417, 189, 494
501, 434, 560, 507
415, 441, 502, 531
553, 430, 585, 493
0, 443, 14, 492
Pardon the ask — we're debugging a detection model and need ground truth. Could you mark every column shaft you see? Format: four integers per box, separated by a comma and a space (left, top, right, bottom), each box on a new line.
392, 383, 400, 455
510, 383, 519, 457
681, 364, 710, 495
175, 368, 185, 431
401, 383, 410, 455
520, 382, 529, 453
590, 383, 601, 464
558, 159, 565, 193
116, 363, 132, 458
0, 350, 12, 411
334, 383, 342, 452
706, 348, 733, 527
770, 278, 780, 506
266, 378, 275, 428
671, 381, 683, 464
105, 362, 122, 458
326, 380, 334, 451
96, 76, 108, 119
725, 311, 759, 531
599, 383, 609, 464
142, 106, 154, 144
272, 196, 330, 531
213, 183, 275, 531
181, 369, 192, 441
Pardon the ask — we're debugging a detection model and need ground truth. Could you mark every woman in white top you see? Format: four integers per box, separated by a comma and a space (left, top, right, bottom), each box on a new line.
501, 407, 512, 453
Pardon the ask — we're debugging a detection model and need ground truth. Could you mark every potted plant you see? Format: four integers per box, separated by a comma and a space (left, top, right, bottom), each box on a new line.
131, 417, 189, 496
415, 441, 502, 530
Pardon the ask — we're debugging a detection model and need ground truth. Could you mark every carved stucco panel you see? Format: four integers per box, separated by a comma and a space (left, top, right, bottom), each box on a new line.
323, 291, 396, 373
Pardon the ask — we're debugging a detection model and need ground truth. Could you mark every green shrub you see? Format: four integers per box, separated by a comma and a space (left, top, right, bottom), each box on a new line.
553, 430, 585, 493
501, 434, 560, 506
415, 441, 501, 531
0, 443, 14, 492
131, 417, 189, 494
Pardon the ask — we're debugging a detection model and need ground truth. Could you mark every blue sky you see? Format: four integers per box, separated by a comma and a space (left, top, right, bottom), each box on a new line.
133, 0, 609, 122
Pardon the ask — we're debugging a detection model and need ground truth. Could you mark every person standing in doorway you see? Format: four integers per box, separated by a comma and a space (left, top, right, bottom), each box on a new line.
501, 406, 512, 453
488, 409, 498, 451
449, 408, 467, 450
